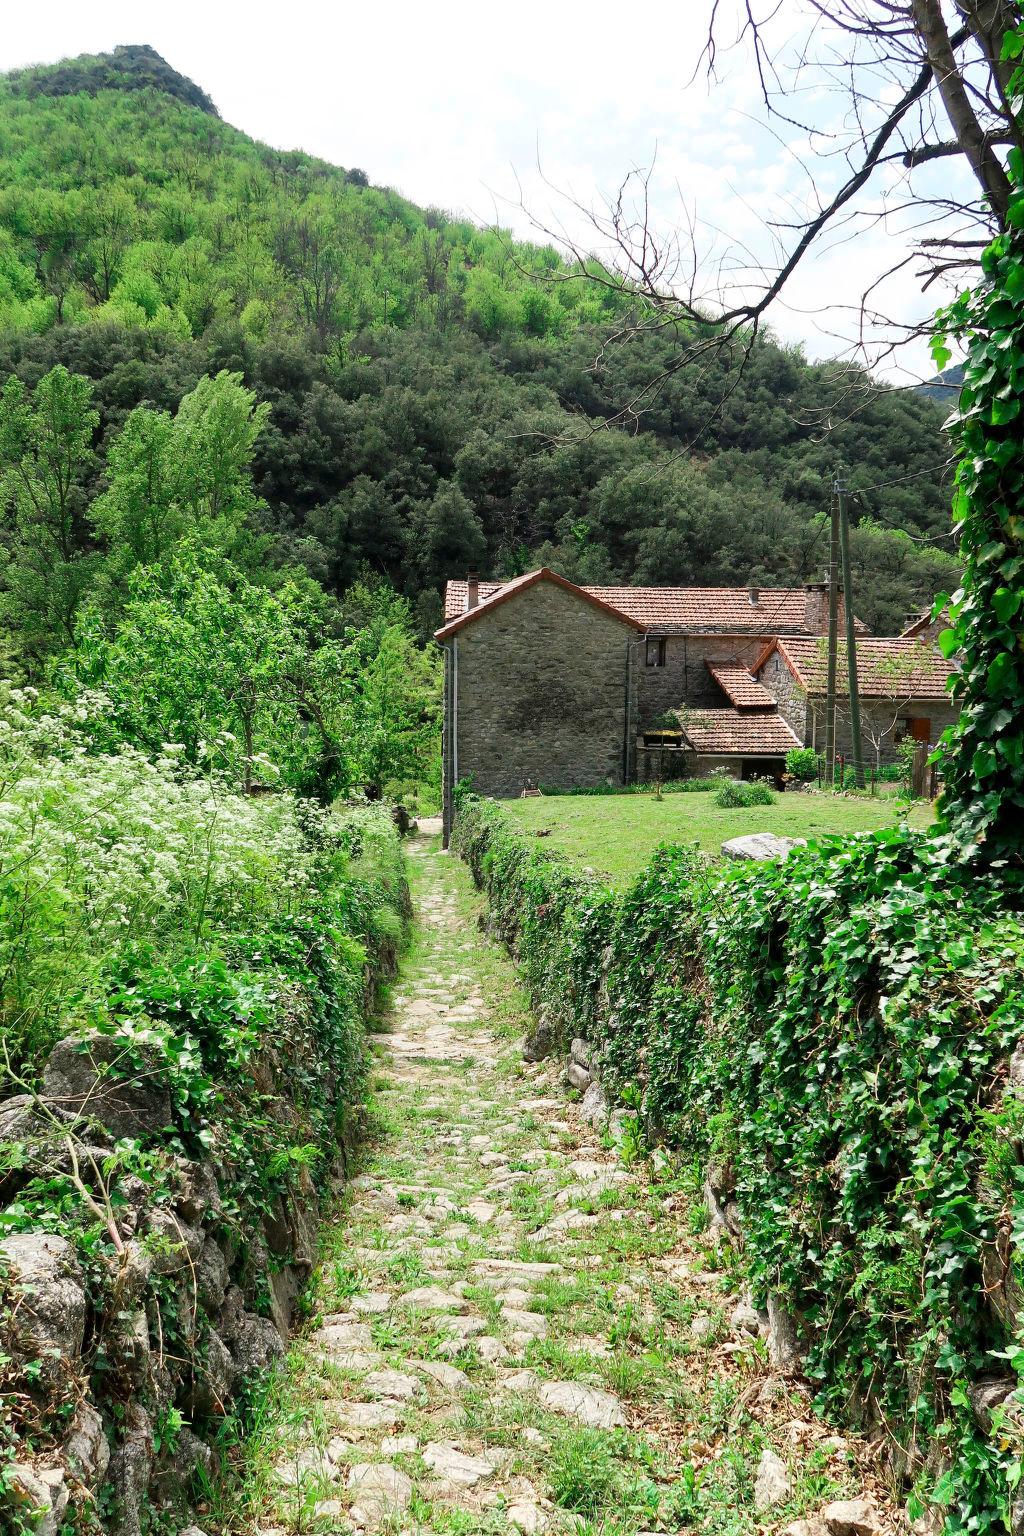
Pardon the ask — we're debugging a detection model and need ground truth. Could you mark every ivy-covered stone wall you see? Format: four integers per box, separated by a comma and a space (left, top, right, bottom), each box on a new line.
453, 793, 1024, 1535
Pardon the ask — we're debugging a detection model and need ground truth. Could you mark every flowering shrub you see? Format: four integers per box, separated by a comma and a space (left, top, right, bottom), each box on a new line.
0, 686, 360, 1080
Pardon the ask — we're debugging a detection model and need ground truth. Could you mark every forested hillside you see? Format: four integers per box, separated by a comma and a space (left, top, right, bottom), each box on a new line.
0, 44, 958, 668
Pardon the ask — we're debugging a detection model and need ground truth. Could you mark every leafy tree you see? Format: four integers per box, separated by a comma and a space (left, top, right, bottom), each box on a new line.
69, 547, 356, 796
415, 482, 487, 591
340, 580, 442, 798
0, 364, 98, 663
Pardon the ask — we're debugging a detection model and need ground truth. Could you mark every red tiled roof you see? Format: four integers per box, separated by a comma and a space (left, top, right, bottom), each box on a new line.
706, 661, 777, 709
443, 576, 866, 634
762, 636, 954, 699
434, 569, 644, 640
444, 580, 505, 621
674, 707, 801, 755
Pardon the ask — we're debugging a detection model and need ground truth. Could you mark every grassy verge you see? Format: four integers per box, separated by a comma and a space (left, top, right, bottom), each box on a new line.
506, 789, 931, 886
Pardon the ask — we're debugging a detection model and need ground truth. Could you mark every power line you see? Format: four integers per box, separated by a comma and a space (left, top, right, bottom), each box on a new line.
846, 458, 956, 495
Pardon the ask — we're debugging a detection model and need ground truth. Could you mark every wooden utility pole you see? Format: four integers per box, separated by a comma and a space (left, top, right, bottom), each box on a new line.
837, 471, 866, 789
824, 479, 840, 788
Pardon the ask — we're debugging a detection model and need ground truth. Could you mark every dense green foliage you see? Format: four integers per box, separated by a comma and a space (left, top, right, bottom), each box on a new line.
0, 688, 407, 1520
0, 49, 961, 640
934, 105, 1024, 859
0, 359, 441, 801
454, 793, 1024, 1531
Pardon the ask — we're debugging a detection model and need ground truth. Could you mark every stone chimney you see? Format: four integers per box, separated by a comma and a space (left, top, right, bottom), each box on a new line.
748, 584, 760, 606
466, 571, 480, 610
804, 581, 828, 633
803, 580, 845, 634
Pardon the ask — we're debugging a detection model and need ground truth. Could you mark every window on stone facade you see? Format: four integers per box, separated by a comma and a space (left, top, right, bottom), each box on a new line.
646, 637, 667, 668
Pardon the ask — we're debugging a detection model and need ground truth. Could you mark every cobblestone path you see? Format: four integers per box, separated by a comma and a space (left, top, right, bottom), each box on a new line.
248, 821, 894, 1536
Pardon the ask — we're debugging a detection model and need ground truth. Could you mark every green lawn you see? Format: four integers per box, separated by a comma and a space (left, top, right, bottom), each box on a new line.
506, 790, 932, 887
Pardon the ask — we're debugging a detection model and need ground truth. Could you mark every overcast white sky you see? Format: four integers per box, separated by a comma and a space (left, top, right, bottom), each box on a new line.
3, 0, 975, 380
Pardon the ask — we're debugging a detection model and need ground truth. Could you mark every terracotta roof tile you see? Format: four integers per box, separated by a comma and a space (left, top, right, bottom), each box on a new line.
443, 576, 866, 634
768, 637, 954, 699
673, 707, 801, 755
706, 661, 777, 709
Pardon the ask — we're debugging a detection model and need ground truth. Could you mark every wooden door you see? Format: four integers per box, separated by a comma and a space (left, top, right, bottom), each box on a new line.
908, 718, 931, 743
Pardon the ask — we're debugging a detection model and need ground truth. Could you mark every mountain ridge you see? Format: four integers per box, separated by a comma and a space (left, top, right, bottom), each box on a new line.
0, 45, 961, 639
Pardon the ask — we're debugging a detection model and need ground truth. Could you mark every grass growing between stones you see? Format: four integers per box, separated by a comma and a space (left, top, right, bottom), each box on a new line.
204, 822, 898, 1536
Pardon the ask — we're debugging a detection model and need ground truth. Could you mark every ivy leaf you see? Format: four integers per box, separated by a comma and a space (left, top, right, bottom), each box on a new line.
930, 334, 952, 371
991, 396, 1021, 425
992, 587, 1021, 623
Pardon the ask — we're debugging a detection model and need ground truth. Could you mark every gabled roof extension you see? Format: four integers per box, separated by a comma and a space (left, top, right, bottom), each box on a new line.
755, 635, 954, 699
434, 568, 645, 641
706, 661, 777, 709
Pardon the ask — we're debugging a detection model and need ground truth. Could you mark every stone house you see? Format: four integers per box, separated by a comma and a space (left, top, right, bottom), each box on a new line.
437, 569, 880, 836
753, 635, 958, 767
436, 567, 956, 837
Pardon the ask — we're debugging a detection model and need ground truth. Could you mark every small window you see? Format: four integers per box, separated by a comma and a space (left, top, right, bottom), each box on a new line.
646, 637, 667, 668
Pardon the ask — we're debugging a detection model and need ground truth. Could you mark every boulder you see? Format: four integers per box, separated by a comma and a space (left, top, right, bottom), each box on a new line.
43, 1032, 172, 1139
229, 1312, 285, 1378
538, 1380, 625, 1428
731, 1303, 762, 1337
821, 1499, 881, 1536
508, 1501, 549, 1533
570, 1038, 592, 1070
754, 1448, 792, 1510
5, 1464, 68, 1536
363, 1368, 424, 1401
722, 833, 802, 861
64, 1402, 110, 1487
196, 1237, 229, 1313
968, 1375, 1017, 1432
522, 1017, 556, 1062
141, 1210, 203, 1276
268, 1263, 303, 1337
412, 1358, 471, 1391
112, 1240, 154, 1309
0, 1232, 87, 1359
347, 1462, 413, 1528
767, 1293, 802, 1372
0, 1094, 41, 1146
690, 1313, 715, 1343
107, 1403, 153, 1536
579, 1081, 609, 1128
172, 1159, 222, 1226
190, 1328, 235, 1416
423, 1441, 497, 1486
566, 1060, 592, 1092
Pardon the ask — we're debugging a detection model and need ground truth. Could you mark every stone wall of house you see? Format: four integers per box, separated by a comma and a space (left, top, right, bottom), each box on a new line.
755, 651, 809, 742
636, 633, 771, 723
451, 581, 637, 800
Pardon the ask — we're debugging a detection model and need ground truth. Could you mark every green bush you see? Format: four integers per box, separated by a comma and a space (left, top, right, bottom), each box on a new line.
712, 777, 776, 808
785, 747, 818, 781
452, 791, 1024, 1530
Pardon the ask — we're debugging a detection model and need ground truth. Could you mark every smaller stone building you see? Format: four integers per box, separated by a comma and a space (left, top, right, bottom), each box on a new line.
753, 636, 958, 766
